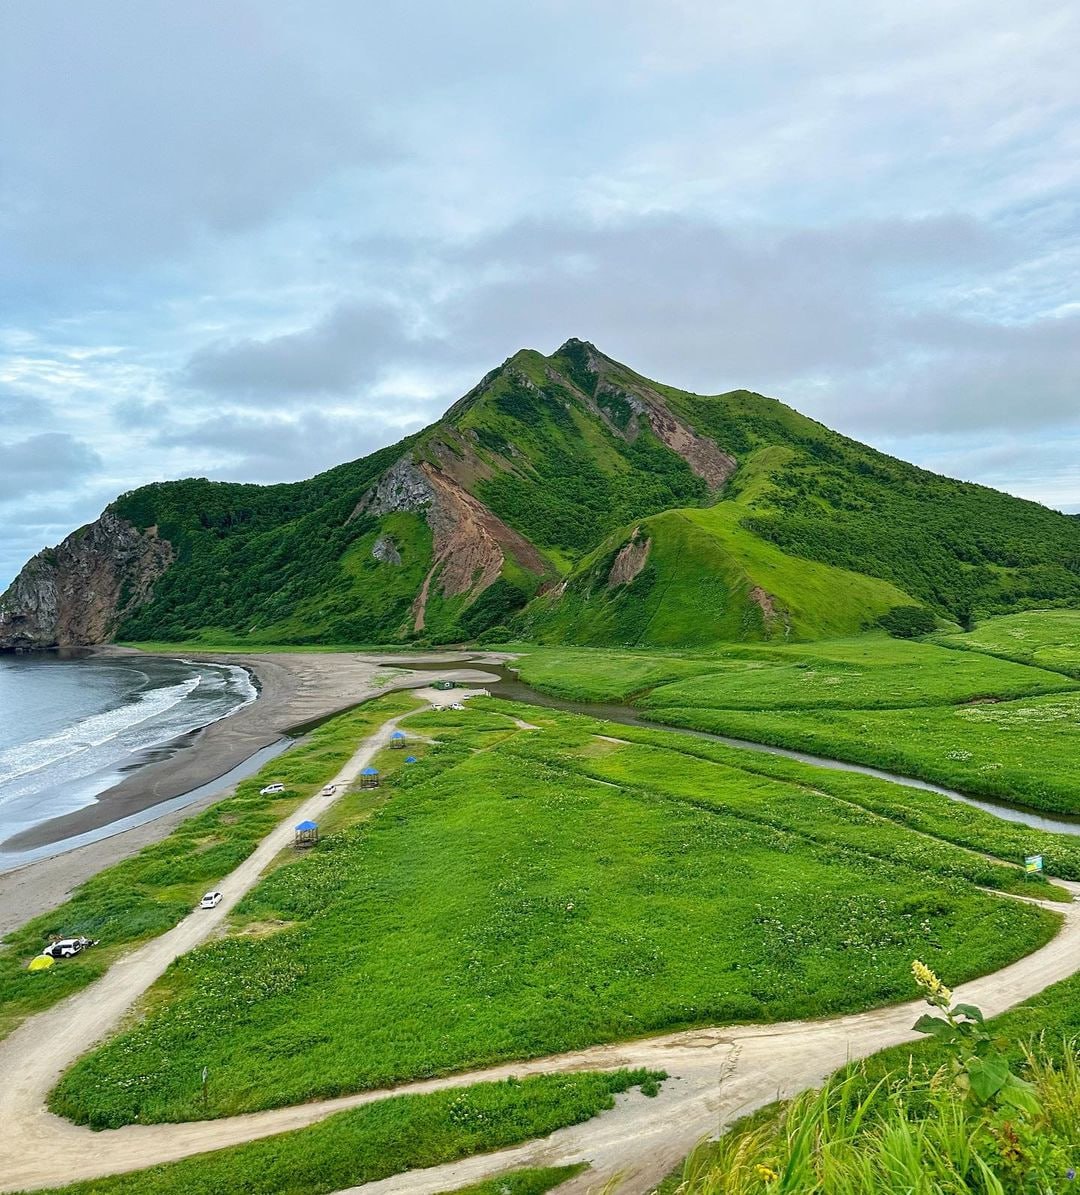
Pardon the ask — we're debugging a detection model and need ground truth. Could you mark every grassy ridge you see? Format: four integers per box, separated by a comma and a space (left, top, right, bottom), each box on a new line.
30, 1073, 650, 1195
21, 339, 1076, 651
53, 701, 1055, 1129
522, 506, 914, 647
0, 692, 419, 1040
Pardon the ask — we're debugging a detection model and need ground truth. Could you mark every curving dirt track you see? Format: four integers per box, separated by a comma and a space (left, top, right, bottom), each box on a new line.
0, 702, 1076, 1194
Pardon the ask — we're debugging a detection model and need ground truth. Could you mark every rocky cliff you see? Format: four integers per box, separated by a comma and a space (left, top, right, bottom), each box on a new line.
0, 512, 174, 650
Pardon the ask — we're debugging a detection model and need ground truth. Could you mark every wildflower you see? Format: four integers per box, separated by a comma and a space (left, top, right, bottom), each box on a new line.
911, 960, 952, 1007
755, 1164, 779, 1182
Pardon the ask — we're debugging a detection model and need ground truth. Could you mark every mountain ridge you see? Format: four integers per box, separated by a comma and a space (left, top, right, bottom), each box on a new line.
3, 339, 1079, 651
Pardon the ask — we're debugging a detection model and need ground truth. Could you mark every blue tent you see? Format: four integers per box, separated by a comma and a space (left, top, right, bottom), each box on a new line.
405, 755, 417, 763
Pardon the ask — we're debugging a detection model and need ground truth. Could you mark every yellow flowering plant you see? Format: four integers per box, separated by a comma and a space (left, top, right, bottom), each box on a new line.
910, 960, 1038, 1113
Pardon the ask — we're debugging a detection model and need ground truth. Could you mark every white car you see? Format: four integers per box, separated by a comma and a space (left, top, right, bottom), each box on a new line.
450, 702, 465, 711
260, 783, 285, 795
41, 937, 95, 959
321, 784, 336, 796
199, 891, 223, 909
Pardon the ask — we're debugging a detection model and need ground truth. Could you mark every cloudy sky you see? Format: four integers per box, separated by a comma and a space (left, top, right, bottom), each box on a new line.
2, 2, 1078, 588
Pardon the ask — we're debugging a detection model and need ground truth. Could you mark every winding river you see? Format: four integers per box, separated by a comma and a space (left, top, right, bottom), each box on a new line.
386, 658, 1080, 840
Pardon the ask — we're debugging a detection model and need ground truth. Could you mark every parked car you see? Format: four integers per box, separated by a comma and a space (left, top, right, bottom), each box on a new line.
450, 702, 465, 711
260, 783, 285, 795
321, 783, 336, 796
199, 891, 223, 909
41, 937, 95, 959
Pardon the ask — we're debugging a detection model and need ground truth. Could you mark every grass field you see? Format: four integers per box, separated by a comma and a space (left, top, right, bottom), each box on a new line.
935, 609, 1080, 676
659, 695, 1080, 817
33, 1072, 650, 1195
0, 692, 420, 1041
515, 633, 1077, 708
53, 700, 1057, 1129
514, 621, 1080, 817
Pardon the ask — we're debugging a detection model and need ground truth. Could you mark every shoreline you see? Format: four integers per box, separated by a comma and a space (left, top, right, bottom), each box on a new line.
0, 649, 507, 932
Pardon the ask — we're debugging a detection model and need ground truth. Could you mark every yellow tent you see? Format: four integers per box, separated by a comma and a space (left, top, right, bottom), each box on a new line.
28, 954, 55, 972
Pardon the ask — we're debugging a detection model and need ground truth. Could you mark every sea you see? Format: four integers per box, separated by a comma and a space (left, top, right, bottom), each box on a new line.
0, 652, 257, 867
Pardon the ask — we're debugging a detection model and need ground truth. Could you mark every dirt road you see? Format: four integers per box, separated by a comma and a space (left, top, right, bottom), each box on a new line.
0, 701, 1076, 1193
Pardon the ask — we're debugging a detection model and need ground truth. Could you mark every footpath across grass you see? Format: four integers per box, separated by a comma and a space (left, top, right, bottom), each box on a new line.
53, 701, 1056, 1129
30, 1072, 651, 1195
0, 692, 419, 1041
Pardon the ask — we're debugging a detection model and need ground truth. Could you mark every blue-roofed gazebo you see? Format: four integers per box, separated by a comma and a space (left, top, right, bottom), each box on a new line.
359, 766, 380, 790
294, 819, 319, 848
389, 731, 407, 750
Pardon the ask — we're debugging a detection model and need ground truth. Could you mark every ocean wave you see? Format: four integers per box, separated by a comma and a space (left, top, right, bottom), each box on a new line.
0, 675, 202, 786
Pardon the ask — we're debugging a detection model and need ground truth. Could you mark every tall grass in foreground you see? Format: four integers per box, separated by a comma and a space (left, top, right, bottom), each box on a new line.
670, 966, 1080, 1194
673, 1051, 1080, 1194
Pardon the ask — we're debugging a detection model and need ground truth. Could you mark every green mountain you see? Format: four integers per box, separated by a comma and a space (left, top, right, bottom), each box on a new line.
3, 339, 1079, 650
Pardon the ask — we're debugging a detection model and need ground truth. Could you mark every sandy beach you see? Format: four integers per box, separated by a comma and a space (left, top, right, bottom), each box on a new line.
0, 648, 508, 933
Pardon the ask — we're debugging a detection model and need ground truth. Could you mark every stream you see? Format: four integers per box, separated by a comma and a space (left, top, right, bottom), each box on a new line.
383, 657, 1080, 840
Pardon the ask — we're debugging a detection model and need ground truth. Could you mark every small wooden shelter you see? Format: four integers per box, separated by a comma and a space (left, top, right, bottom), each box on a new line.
389, 730, 407, 750
359, 766, 380, 789
294, 819, 319, 849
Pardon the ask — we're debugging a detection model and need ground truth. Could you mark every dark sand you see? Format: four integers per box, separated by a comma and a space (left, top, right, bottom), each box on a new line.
0, 649, 506, 931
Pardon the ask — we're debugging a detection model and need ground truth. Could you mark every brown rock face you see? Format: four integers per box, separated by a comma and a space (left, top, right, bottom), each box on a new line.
607, 531, 652, 586
0, 511, 174, 650
412, 463, 551, 631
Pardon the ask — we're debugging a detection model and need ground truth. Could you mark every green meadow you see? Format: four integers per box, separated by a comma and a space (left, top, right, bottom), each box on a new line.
54, 700, 1057, 1129
514, 619, 1080, 817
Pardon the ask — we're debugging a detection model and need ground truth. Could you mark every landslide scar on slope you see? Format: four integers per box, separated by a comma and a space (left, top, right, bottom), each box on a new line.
608, 531, 652, 587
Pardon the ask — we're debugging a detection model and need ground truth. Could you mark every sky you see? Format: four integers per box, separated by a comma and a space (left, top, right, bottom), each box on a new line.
1, 1, 1078, 588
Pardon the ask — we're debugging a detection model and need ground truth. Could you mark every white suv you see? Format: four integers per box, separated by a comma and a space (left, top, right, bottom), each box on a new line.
260, 783, 285, 795
41, 937, 94, 959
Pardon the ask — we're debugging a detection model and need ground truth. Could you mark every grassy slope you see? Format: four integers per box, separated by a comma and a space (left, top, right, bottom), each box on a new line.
657, 379, 1080, 623
30, 339, 1071, 652
31, 1073, 646, 1195
53, 701, 1055, 1128
523, 505, 914, 647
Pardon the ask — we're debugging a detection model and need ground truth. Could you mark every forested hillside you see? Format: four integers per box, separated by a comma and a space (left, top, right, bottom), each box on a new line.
4, 339, 1079, 650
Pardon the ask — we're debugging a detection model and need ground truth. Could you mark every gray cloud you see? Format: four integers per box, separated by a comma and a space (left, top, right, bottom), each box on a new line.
182, 304, 416, 400
2, 1, 1079, 589
0, 433, 103, 501
156, 410, 429, 481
